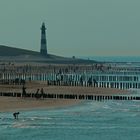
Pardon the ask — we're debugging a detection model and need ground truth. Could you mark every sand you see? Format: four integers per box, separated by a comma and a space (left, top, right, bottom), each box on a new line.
0, 97, 80, 112
0, 81, 127, 95
0, 82, 128, 112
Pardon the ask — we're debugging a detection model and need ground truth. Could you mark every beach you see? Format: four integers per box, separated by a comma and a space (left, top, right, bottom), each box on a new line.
0, 97, 81, 112
0, 81, 127, 95
0, 82, 128, 112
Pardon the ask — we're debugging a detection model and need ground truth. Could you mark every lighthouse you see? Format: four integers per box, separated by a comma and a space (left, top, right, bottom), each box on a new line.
40, 22, 47, 56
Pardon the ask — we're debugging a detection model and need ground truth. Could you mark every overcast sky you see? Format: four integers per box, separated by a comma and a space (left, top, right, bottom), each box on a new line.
0, 0, 140, 57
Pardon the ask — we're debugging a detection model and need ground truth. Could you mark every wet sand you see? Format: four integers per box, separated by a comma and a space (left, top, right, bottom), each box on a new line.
0, 82, 128, 112
0, 97, 80, 112
0, 81, 127, 95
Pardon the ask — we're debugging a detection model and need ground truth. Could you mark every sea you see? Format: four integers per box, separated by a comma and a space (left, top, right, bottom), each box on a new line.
1, 99, 140, 140
1, 56, 140, 140
81, 56, 140, 63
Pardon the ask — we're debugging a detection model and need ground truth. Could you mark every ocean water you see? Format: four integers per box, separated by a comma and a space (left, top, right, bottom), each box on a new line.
81, 56, 140, 62
1, 97, 140, 140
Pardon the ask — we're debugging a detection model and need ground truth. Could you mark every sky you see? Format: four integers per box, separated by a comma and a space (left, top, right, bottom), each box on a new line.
0, 0, 140, 57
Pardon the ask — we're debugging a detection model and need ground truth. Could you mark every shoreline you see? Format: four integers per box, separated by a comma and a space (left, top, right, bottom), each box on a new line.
0, 84, 128, 95
0, 84, 128, 112
0, 97, 82, 113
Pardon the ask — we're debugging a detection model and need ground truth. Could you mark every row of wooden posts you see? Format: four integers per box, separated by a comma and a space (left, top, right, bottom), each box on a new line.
0, 92, 140, 101
47, 80, 140, 90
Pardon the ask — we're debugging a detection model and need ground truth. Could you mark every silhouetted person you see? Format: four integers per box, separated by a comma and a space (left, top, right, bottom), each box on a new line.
80, 76, 83, 86
35, 89, 40, 99
13, 112, 20, 119
40, 88, 44, 99
22, 85, 26, 97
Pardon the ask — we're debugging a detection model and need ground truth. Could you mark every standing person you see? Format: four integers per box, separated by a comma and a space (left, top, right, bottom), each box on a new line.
40, 88, 44, 99
35, 89, 40, 99
22, 85, 26, 97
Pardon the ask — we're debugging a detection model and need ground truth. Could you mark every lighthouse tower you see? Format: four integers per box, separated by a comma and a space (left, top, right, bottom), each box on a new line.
40, 22, 47, 56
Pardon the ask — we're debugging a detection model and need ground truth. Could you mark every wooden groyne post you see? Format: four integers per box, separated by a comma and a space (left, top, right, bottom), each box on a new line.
0, 92, 140, 101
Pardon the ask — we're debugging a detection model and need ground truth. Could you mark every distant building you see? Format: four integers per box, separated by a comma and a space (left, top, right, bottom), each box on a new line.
40, 22, 47, 56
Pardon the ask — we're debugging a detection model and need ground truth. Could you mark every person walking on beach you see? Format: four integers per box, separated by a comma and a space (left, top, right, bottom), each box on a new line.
40, 88, 44, 99
22, 85, 26, 97
13, 112, 20, 119
35, 88, 40, 99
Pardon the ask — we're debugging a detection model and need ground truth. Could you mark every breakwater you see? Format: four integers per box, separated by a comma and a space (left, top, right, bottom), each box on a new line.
0, 63, 140, 89
0, 92, 140, 101
1, 72, 140, 89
